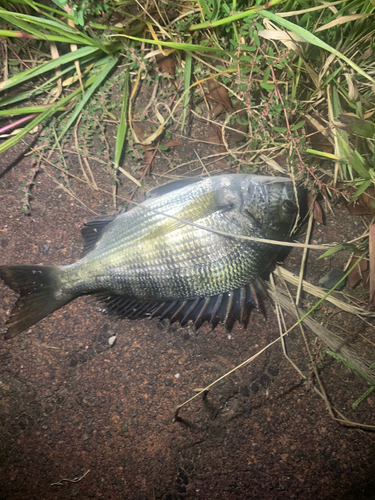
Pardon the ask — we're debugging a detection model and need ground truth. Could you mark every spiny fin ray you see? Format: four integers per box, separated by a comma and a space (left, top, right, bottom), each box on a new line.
81, 215, 116, 257
96, 279, 266, 331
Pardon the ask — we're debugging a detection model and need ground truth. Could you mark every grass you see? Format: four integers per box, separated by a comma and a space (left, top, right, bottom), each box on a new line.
1, 0, 375, 425
1, 0, 374, 193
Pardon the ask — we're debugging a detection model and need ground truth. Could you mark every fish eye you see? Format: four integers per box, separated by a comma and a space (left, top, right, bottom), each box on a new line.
282, 199, 297, 214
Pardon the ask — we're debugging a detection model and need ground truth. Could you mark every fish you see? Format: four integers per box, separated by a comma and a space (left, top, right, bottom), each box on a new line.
0, 174, 301, 339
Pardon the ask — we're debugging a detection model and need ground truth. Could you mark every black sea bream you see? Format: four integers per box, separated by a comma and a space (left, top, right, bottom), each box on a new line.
0, 174, 300, 338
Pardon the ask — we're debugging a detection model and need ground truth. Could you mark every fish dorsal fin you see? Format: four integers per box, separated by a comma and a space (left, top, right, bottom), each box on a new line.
146, 177, 203, 198
81, 214, 116, 257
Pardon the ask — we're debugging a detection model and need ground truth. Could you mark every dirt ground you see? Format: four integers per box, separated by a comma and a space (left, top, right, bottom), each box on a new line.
1, 117, 375, 500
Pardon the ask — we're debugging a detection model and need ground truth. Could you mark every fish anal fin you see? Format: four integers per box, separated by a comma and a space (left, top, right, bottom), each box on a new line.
95, 279, 267, 331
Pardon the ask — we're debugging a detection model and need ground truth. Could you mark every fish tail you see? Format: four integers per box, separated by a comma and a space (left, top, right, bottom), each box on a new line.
0, 265, 72, 339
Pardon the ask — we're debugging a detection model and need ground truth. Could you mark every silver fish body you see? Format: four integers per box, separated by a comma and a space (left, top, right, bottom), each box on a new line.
0, 174, 300, 338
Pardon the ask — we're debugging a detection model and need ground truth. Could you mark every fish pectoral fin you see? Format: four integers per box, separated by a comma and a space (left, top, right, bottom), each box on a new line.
242, 207, 263, 229
81, 214, 117, 257
146, 177, 203, 198
142, 189, 236, 241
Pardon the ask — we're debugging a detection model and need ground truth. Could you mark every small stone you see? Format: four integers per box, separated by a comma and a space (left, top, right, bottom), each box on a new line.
165, 379, 172, 387
108, 335, 116, 347
268, 366, 279, 377
240, 385, 250, 397
319, 269, 346, 291
251, 383, 259, 394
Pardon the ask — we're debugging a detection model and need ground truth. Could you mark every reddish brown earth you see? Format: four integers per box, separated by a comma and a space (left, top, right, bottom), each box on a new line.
1, 139, 375, 500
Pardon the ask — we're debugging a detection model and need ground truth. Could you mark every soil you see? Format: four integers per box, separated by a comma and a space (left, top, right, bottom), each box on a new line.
1, 108, 375, 500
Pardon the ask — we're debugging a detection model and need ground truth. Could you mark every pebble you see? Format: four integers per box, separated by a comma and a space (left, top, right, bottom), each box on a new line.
251, 383, 259, 394
259, 374, 270, 387
240, 385, 250, 397
108, 335, 116, 347
319, 269, 347, 291
268, 366, 279, 377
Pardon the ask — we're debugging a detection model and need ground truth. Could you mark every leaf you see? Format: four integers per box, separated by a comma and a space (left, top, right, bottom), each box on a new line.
260, 82, 275, 92
290, 120, 306, 131
181, 52, 192, 132
58, 56, 118, 141
0, 71, 99, 154
114, 66, 130, 167
347, 188, 375, 215
318, 243, 363, 260
307, 193, 323, 224
156, 53, 175, 78
315, 14, 372, 33
163, 139, 183, 148
198, 0, 211, 19
336, 115, 375, 138
0, 45, 100, 91
353, 181, 372, 201
348, 255, 369, 288
273, 125, 287, 133
259, 10, 375, 84
338, 135, 371, 180
116, 34, 225, 53
206, 79, 232, 109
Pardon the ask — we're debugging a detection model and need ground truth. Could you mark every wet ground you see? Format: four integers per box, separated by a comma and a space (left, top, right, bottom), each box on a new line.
1, 129, 375, 500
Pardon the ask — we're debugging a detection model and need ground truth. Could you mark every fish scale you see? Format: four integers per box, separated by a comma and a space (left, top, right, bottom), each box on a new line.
0, 174, 301, 338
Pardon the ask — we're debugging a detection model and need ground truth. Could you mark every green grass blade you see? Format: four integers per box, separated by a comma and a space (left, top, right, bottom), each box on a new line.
0, 8, 107, 50
318, 243, 363, 259
353, 180, 372, 199
0, 88, 49, 107
0, 45, 100, 91
198, 0, 211, 19
8, 0, 73, 19
0, 106, 50, 116
189, 0, 283, 30
306, 149, 341, 160
0, 72, 97, 154
115, 34, 227, 53
352, 386, 375, 409
114, 66, 130, 167
58, 56, 118, 140
338, 136, 371, 180
181, 52, 192, 132
259, 10, 375, 84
